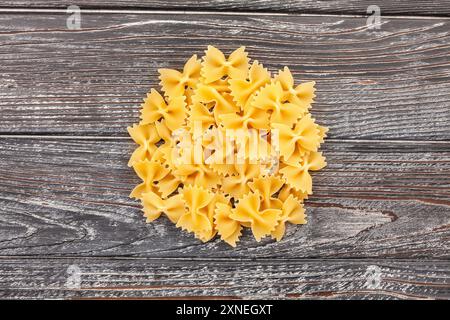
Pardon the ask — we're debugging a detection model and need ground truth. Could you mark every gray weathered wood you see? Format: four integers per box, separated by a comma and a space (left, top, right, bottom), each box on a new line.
0, 257, 448, 299
0, 13, 449, 139
2, 1, 450, 16
0, 138, 448, 258
0, 9, 449, 300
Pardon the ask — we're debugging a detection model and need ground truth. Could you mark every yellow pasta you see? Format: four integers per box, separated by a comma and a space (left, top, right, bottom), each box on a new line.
130, 159, 169, 199
271, 194, 306, 241
221, 161, 261, 198
127, 123, 161, 167
252, 82, 305, 126
188, 102, 215, 133
229, 60, 271, 108
272, 113, 321, 163
230, 191, 281, 242
274, 66, 316, 110
177, 185, 217, 241
141, 191, 185, 223
219, 105, 270, 130
128, 46, 328, 247
194, 84, 239, 123
197, 193, 229, 242
248, 176, 284, 210
153, 119, 172, 142
157, 171, 182, 199
158, 54, 202, 103
201, 46, 249, 83
171, 147, 222, 188
214, 202, 242, 247
278, 184, 309, 202
279, 151, 327, 194
140, 89, 186, 131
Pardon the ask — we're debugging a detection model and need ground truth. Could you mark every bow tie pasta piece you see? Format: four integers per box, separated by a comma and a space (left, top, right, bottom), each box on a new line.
278, 184, 309, 202
248, 176, 284, 210
149, 141, 171, 165
128, 46, 328, 246
141, 191, 185, 224
158, 54, 201, 101
130, 159, 170, 199
177, 185, 215, 240
127, 123, 162, 167
195, 193, 229, 242
169, 142, 222, 188
274, 66, 316, 110
201, 46, 249, 84
157, 171, 182, 199
271, 194, 306, 241
229, 60, 271, 108
214, 202, 242, 247
140, 89, 187, 131
252, 81, 306, 126
230, 191, 281, 242
279, 151, 327, 194
188, 102, 216, 133
219, 105, 270, 131
221, 161, 261, 198
176, 163, 221, 189
199, 78, 231, 94
152, 119, 173, 143
272, 113, 321, 163
193, 84, 240, 125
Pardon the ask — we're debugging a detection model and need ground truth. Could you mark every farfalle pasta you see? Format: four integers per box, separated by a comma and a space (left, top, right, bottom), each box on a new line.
128, 46, 328, 247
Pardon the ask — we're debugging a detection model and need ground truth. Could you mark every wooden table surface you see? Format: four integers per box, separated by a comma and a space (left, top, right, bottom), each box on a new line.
0, 1, 449, 299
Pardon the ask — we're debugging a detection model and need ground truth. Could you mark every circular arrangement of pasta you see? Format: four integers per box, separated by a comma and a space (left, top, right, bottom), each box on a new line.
128, 46, 328, 247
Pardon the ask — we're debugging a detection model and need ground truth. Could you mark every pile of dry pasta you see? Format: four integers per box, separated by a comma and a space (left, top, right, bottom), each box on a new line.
128, 46, 328, 247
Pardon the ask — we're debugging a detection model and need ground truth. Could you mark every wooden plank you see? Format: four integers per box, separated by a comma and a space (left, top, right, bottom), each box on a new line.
0, 257, 448, 299
1, 1, 450, 16
0, 138, 448, 258
0, 13, 449, 139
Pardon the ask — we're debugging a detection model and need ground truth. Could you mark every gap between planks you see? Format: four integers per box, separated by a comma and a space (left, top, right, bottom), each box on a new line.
0, 255, 449, 262
0, 8, 450, 20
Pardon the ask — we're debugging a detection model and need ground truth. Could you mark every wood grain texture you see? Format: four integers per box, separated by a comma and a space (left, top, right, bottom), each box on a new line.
0, 257, 448, 299
0, 138, 448, 258
0, 9, 449, 300
0, 13, 449, 139
2, 1, 450, 16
